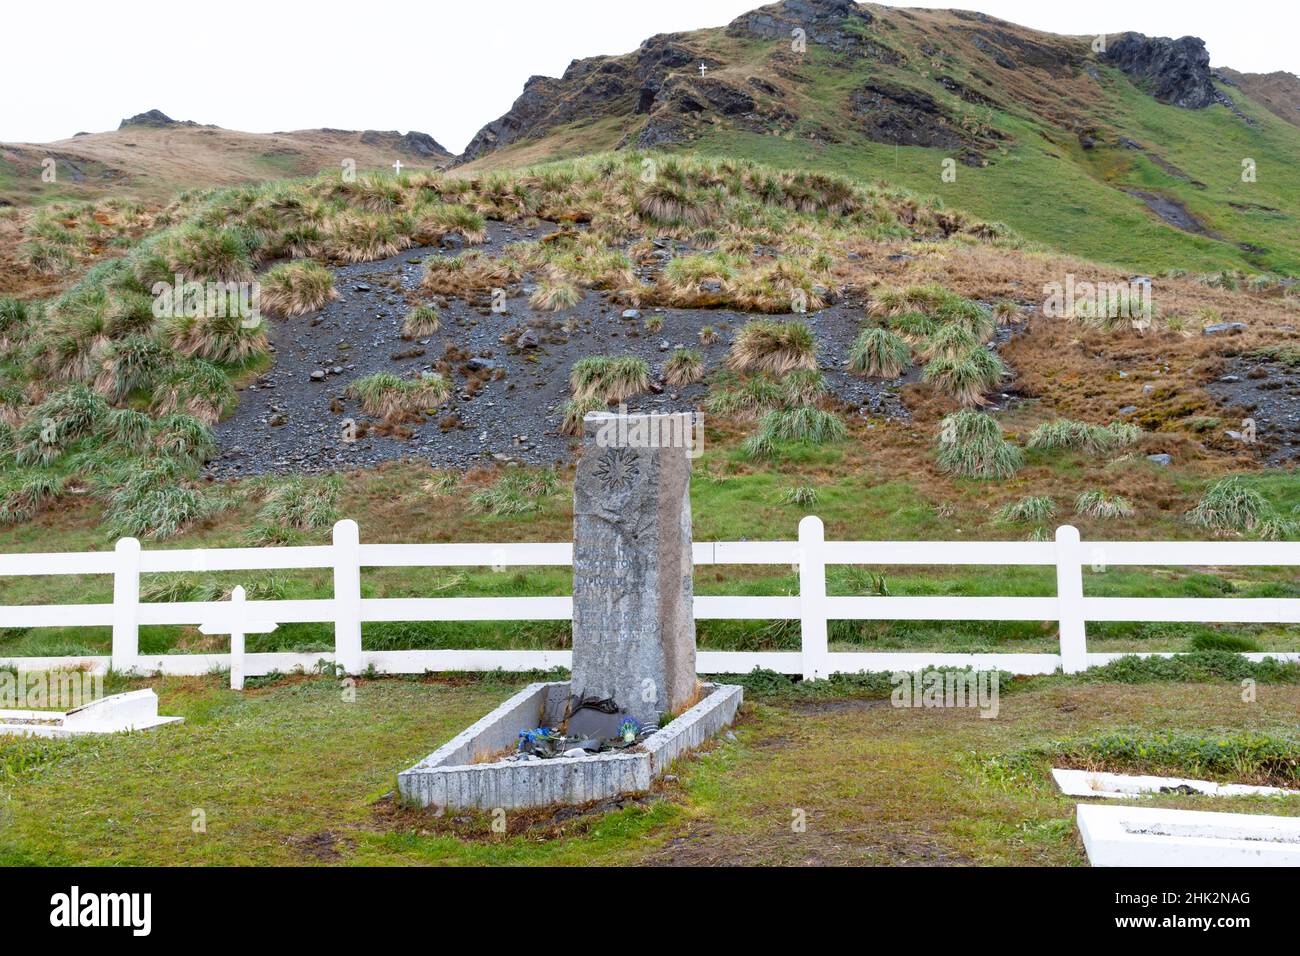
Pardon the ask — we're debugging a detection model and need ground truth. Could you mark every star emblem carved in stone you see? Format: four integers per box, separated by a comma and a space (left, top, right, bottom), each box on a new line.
593, 447, 639, 493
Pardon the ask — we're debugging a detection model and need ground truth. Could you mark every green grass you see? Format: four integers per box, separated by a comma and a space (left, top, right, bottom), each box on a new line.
2, 672, 1296, 865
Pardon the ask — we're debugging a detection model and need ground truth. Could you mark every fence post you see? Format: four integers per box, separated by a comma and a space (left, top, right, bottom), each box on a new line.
798, 516, 829, 681
1055, 525, 1087, 674
111, 537, 140, 674
333, 520, 363, 675
229, 586, 246, 691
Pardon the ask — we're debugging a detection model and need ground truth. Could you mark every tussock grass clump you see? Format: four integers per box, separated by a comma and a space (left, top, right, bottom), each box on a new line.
401, 304, 440, 339
152, 413, 215, 468
936, 410, 1023, 479
1027, 419, 1140, 455
743, 405, 846, 459
0, 473, 66, 525
918, 323, 977, 362
469, 469, 560, 516
259, 260, 337, 317
253, 475, 341, 532
167, 313, 269, 366
728, 319, 816, 376
559, 395, 606, 436
1074, 490, 1136, 520
780, 485, 819, 506
922, 347, 1005, 407
102, 463, 226, 540
704, 375, 784, 420
93, 334, 170, 401
1186, 476, 1284, 535
569, 356, 650, 403
346, 372, 450, 423
529, 273, 583, 311
150, 359, 234, 425
634, 180, 711, 228
995, 495, 1058, 524
849, 327, 909, 378
664, 348, 705, 387
698, 325, 719, 345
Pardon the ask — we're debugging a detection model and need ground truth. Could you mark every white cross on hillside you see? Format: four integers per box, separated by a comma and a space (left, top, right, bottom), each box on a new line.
698, 62, 708, 76
392, 159, 403, 175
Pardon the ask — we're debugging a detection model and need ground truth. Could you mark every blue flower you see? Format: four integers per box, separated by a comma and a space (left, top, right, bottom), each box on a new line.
517, 727, 553, 750
617, 717, 641, 743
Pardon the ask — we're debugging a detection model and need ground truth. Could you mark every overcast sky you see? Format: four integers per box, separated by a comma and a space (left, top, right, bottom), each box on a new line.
3, 0, 1296, 149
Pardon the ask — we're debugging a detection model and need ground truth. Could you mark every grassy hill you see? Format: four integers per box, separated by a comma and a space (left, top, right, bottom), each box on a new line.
459, 1, 1300, 275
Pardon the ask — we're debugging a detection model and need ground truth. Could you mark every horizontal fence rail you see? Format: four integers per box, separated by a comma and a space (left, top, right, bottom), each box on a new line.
1, 518, 1298, 687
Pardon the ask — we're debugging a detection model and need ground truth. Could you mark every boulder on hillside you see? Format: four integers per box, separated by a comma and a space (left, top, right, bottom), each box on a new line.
1101, 33, 1220, 109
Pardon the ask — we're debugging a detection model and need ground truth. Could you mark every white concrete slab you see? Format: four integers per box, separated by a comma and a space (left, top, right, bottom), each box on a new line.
1077, 803, 1300, 866
1054, 767, 1298, 800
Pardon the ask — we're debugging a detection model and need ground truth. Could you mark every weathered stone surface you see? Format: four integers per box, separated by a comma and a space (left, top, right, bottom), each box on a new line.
1102, 33, 1221, 109
570, 412, 697, 726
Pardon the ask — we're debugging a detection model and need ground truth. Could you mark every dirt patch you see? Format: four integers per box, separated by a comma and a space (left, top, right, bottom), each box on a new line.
371, 788, 664, 842
286, 829, 353, 862
643, 823, 974, 866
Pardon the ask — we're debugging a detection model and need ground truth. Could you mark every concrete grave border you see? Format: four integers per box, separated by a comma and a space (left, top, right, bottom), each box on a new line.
397, 681, 742, 810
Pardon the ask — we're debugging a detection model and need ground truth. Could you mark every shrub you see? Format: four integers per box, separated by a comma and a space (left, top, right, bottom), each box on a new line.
1074, 490, 1135, 520
728, 319, 816, 375
664, 348, 705, 387
995, 495, 1057, 523
260, 260, 337, 317
569, 356, 650, 403
849, 327, 909, 378
401, 304, 440, 339
935, 410, 1023, 479
346, 371, 450, 423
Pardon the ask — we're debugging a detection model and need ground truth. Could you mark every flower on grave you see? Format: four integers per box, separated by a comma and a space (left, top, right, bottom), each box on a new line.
518, 727, 553, 750
617, 717, 641, 743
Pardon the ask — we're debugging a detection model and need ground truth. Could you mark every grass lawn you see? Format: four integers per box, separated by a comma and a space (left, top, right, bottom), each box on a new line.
2, 669, 1298, 866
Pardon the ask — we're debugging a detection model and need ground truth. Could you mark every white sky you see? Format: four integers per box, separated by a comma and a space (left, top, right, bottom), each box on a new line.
3, 0, 1296, 150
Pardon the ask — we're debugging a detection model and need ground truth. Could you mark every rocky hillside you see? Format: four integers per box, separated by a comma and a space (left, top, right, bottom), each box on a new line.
457, 0, 1300, 275
0, 110, 452, 206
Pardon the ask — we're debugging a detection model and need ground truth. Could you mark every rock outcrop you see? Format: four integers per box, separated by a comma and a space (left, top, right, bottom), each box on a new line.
119, 109, 201, 129
1101, 33, 1220, 109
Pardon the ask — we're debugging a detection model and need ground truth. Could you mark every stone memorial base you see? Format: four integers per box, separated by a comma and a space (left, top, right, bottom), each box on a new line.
397, 681, 742, 810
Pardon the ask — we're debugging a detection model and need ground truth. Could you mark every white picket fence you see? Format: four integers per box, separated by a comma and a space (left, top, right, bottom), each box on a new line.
1, 517, 1298, 685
